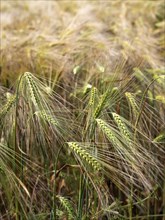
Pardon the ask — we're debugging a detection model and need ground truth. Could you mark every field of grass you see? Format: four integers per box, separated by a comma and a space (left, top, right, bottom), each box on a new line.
0, 1, 165, 219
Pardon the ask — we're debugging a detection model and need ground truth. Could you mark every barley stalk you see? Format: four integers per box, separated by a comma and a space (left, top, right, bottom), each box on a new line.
67, 142, 101, 171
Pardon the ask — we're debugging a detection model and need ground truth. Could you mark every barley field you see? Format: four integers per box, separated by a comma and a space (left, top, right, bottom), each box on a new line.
0, 1, 165, 219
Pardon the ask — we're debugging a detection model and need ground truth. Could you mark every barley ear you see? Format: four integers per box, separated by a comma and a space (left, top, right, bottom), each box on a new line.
57, 195, 74, 220
89, 87, 97, 106
125, 92, 139, 114
0, 94, 16, 119
153, 129, 165, 143
112, 112, 131, 141
36, 111, 58, 126
94, 90, 109, 118
96, 119, 118, 145
67, 142, 101, 171
24, 72, 41, 107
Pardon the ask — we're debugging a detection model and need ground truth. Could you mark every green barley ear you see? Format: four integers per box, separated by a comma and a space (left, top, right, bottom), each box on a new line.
23, 72, 41, 107
36, 110, 58, 126
153, 129, 165, 143
57, 196, 74, 220
0, 94, 16, 119
89, 86, 97, 106
94, 90, 109, 118
67, 142, 101, 171
96, 119, 118, 145
125, 92, 139, 114
147, 90, 154, 104
112, 112, 131, 141
153, 74, 165, 87
155, 95, 165, 104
